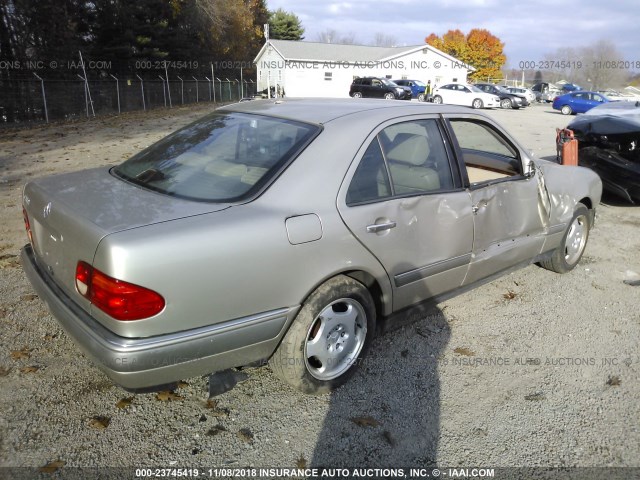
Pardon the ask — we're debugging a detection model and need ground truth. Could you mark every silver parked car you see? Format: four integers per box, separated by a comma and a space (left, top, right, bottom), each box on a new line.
21, 99, 602, 394
505, 86, 536, 105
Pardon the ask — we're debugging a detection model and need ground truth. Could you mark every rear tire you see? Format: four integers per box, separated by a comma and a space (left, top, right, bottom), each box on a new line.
352, 92, 363, 99
540, 203, 590, 273
561, 105, 572, 115
269, 275, 376, 394
433, 95, 443, 104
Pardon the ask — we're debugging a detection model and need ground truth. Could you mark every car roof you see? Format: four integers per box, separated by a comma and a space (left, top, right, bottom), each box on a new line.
220, 98, 476, 125
568, 91, 602, 95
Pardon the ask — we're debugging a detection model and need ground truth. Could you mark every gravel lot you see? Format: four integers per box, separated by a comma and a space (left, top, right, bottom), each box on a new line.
0, 102, 639, 475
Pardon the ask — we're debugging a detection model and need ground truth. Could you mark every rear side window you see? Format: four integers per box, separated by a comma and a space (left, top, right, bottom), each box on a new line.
347, 119, 455, 205
381, 120, 455, 195
346, 140, 391, 205
114, 112, 319, 202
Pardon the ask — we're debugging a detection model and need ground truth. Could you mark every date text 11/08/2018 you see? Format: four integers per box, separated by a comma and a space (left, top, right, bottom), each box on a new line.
519, 60, 640, 70
135, 467, 497, 478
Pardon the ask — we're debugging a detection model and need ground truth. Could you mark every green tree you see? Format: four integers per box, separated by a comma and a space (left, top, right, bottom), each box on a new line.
1, 0, 271, 74
0, 0, 25, 62
268, 8, 304, 40
1, 0, 93, 63
91, 0, 175, 65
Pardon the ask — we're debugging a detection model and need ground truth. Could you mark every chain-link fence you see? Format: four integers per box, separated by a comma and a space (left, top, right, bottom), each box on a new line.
484, 77, 523, 87
0, 72, 258, 127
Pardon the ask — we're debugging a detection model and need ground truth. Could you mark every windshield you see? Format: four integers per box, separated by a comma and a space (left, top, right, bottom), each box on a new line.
414, 80, 426, 87
381, 78, 398, 87
495, 86, 510, 93
470, 85, 484, 93
114, 112, 320, 202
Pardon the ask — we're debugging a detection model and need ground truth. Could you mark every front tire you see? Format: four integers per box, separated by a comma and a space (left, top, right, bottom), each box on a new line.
269, 275, 376, 394
540, 203, 590, 273
433, 95, 443, 104
418, 93, 425, 102
472, 98, 484, 109
561, 105, 572, 115
384, 92, 395, 100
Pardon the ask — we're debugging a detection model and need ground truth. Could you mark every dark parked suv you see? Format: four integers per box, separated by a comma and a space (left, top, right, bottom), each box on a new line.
474, 83, 528, 109
349, 77, 412, 100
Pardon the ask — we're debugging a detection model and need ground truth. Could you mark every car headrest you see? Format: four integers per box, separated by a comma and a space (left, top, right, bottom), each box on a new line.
386, 135, 430, 166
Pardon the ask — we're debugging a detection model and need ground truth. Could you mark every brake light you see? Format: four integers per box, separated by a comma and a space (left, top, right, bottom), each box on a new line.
23, 208, 34, 245
75, 261, 165, 321
75, 262, 91, 296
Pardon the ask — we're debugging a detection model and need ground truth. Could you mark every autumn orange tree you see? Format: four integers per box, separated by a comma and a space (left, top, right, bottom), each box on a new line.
425, 29, 506, 82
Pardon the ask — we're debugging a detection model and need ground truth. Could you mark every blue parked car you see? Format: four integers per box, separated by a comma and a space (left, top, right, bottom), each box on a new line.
392, 79, 427, 101
552, 91, 610, 115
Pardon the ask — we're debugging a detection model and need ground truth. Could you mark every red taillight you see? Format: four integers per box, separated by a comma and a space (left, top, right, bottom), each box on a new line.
75, 261, 165, 321
23, 208, 34, 245
75, 262, 91, 296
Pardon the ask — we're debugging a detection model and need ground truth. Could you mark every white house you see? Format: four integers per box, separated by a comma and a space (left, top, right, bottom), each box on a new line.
253, 40, 474, 98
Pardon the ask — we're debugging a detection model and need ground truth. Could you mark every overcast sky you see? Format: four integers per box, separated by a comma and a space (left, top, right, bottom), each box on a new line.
266, 0, 638, 69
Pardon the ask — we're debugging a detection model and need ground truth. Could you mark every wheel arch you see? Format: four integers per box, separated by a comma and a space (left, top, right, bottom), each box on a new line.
578, 196, 592, 210
294, 269, 391, 326
343, 270, 387, 321
578, 196, 596, 226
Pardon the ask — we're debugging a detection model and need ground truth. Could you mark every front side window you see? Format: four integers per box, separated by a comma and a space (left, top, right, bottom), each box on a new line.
114, 112, 319, 202
449, 119, 521, 184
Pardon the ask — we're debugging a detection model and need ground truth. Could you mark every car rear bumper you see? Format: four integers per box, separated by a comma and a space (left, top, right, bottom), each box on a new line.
21, 244, 298, 390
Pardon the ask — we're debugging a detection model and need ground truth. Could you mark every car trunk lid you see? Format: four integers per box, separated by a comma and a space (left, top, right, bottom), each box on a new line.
23, 167, 230, 308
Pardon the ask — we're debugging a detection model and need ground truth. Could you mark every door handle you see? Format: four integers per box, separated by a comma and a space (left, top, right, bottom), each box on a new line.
472, 199, 489, 214
366, 221, 397, 233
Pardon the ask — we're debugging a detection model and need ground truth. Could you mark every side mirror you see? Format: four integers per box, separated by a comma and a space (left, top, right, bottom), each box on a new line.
523, 157, 536, 178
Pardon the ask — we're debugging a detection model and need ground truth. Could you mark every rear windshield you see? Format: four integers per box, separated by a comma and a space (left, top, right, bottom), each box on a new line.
114, 112, 320, 202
